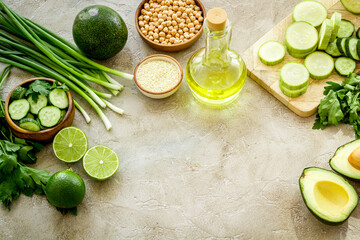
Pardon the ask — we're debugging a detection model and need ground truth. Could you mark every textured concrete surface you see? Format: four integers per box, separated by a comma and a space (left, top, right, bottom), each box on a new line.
1, 0, 360, 239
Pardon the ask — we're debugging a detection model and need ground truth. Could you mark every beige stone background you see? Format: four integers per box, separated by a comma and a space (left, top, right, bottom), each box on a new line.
1, 0, 360, 239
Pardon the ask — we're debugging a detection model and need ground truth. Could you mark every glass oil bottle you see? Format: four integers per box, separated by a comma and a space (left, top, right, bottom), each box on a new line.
186, 8, 247, 106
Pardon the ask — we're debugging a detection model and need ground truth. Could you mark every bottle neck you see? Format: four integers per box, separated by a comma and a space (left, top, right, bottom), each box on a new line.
203, 20, 232, 67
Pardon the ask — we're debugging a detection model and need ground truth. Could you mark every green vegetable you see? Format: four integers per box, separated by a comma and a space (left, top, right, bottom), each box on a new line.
0, 1, 130, 130
330, 139, 360, 180
299, 167, 358, 225
0, 65, 50, 210
313, 73, 360, 138
72, 5, 128, 60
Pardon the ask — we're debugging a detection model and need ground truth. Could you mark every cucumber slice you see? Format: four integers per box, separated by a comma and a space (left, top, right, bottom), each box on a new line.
19, 118, 41, 132
334, 57, 356, 76
279, 83, 308, 98
337, 19, 355, 38
345, 37, 360, 60
330, 12, 342, 42
325, 39, 342, 57
48, 89, 69, 109
304, 52, 334, 80
292, 0, 328, 27
258, 41, 285, 66
336, 38, 346, 55
11, 86, 26, 100
280, 62, 309, 90
8, 99, 30, 121
318, 19, 334, 50
285, 21, 318, 54
59, 110, 67, 123
38, 106, 61, 128
357, 27, 360, 38
25, 113, 35, 119
27, 95, 48, 115
340, 0, 360, 14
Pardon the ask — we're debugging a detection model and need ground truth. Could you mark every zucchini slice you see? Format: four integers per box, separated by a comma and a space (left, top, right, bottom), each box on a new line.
258, 40, 286, 66
318, 19, 334, 50
280, 62, 309, 91
304, 52, 334, 80
345, 37, 360, 60
292, 0, 328, 27
285, 21, 318, 54
340, 0, 360, 14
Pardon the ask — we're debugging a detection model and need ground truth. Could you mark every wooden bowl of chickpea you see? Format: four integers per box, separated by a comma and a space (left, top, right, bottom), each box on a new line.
135, 0, 206, 52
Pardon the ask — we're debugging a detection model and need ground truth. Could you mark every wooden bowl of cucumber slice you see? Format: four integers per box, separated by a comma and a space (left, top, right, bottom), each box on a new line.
4, 77, 75, 142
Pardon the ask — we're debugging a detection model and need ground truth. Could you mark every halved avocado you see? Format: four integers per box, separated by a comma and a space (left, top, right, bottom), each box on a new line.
330, 139, 360, 180
299, 167, 358, 225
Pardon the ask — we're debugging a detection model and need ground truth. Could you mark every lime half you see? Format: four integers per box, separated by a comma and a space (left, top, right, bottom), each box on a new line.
83, 145, 119, 180
53, 127, 88, 163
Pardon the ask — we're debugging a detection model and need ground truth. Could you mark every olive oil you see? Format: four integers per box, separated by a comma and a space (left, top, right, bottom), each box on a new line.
186, 8, 247, 106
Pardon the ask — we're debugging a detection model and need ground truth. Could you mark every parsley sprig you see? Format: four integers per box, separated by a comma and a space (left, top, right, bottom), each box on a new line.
313, 73, 360, 138
0, 66, 50, 210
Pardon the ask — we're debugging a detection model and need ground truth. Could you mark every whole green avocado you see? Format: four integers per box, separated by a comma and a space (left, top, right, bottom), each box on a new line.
72, 5, 128, 60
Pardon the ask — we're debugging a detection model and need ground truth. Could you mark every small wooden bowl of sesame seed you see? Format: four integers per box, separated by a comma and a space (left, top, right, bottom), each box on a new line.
134, 54, 183, 99
135, 0, 206, 52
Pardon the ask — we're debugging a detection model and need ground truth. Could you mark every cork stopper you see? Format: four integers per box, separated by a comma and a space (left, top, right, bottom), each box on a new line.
206, 8, 227, 31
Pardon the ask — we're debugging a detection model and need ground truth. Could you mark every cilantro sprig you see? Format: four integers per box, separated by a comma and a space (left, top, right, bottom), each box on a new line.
0, 66, 50, 210
25, 79, 68, 103
313, 73, 360, 138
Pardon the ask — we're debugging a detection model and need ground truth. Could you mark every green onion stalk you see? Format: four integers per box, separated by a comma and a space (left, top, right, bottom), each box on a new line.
0, 0, 134, 130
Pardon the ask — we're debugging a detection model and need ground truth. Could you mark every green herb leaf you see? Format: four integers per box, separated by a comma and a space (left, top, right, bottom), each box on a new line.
52, 81, 69, 92
0, 152, 18, 174
4, 140, 21, 152
25, 80, 52, 102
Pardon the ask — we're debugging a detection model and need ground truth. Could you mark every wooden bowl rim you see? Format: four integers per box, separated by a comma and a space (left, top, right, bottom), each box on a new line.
134, 54, 183, 95
4, 77, 74, 135
135, 0, 206, 50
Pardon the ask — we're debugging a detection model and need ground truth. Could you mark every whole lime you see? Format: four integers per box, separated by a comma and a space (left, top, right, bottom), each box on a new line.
72, 5, 128, 60
45, 169, 86, 209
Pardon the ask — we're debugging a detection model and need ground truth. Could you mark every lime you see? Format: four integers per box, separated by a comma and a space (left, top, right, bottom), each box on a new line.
53, 127, 88, 163
45, 169, 86, 209
83, 145, 119, 180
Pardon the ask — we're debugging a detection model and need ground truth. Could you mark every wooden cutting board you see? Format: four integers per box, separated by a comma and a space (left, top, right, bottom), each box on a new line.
242, 0, 360, 117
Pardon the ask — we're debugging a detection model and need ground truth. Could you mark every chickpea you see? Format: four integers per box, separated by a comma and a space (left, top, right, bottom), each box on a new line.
148, 31, 154, 36
179, 22, 185, 29
190, 16, 196, 22
169, 26, 174, 31
139, 21, 145, 27
176, 11, 181, 17
170, 37, 176, 43
159, 31, 166, 37
171, 29, 177, 35
194, 20, 199, 26
186, 0, 191, 4
158, 25, 164, 31
167, 16, 172, 21
189, 27, 195, 33
183, 27, 189, 32
195, 24, 201, 30
174, 39, 180, 44
159, 37, 165, 43
139, 15, 144, 21
144, 15, 150, 22
144, 24, 149, 31
173, 1, 179, 6
173, 6, 179, 11
149, 35, 154, 41
180, 35, 184, 40
178, 29, 183, 35
195, 13, 201, 19
174, 25, 179, 30
176, 17, 182, 23
142, 30, 148, 35
166, 20, 171, 26
188, 22, 194, 28
175, 33, 180, 38
179, 6, 185, 12
163, 27, 169, 33
141, 9, 147, 15
185, 8, 191, 15
189, 33, 195, 38
166, 34, 171, 39
147, 11, 152, 17
195, 6, 200, 11
198, 16, 204, 22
